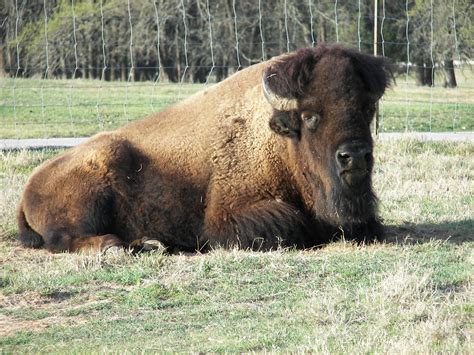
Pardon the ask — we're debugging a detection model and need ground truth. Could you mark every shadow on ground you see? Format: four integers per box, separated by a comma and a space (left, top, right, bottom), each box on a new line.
384, 219, 474, 244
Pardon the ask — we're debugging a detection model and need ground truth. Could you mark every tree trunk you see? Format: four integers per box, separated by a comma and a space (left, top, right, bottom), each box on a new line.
415, 61, 425, 86
104, 67, 110, 81
83, 55, 89, 79
443, 59, 457, 88
92, 48, 98, 79
121, 60, 127, 81
110, 65, 116, 81
162, 55, 177, 82
138, 68, 145, 81
6, 45, 13, 77
278, 15, 284, 54
215, 67, 223, 82
424, 64, 434, 87
111, 55, 117, 81
175, 29, 181, 81
60, 53, 67, 79
0, 43, 6, 77
193, 67, 207, 83
318, 19, 326, 43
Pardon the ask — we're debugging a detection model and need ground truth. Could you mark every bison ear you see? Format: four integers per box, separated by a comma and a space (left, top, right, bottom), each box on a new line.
353, 54, 393, 101
264, 48, 317, 101
269, 111, 300, 139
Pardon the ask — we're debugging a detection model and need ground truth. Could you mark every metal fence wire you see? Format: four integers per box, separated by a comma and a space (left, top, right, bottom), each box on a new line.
1, 0, 473, 139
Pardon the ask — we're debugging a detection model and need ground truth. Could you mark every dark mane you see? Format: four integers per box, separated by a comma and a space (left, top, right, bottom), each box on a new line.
264, 44, 392, 101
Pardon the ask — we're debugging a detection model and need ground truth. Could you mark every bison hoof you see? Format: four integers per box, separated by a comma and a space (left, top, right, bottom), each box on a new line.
103, 245, 125, 255
129, 238, 165, 254
142, 239, 165, 251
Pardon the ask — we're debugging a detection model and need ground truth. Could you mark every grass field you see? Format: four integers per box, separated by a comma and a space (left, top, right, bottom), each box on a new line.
1, 140, 472, 352
1, 69, 473, 138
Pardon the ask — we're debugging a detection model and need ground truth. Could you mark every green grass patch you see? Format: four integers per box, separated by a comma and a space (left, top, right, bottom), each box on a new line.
1, 70, 473, 138
0, 79, 203, 138
0, 140, 473, 352
0, 244, 472, 352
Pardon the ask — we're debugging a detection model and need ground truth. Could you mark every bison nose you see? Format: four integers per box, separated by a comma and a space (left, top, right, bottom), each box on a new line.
336, 148, 372, 169
336, 142, 373, 178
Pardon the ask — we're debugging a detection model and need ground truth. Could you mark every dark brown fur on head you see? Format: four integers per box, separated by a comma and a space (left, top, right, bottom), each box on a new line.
264, 44, 392, 231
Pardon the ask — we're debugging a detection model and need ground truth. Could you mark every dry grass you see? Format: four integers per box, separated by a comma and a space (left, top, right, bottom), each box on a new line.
0, 140, 473, 352
374, 139, 473, 243
1, 241, 472, 352
0, 149, 59, 239
297, 257, 473, 353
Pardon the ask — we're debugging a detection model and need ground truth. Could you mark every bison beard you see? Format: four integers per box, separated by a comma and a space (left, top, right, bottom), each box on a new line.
331, 184, 377, 225
329, 181, 381, 242
17, 44, 391, 253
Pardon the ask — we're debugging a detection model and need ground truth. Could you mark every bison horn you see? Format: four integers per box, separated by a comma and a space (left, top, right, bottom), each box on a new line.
262, 74, 299, 112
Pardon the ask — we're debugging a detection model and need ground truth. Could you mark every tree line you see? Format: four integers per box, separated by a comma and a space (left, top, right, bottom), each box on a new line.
0, 0, 472, 87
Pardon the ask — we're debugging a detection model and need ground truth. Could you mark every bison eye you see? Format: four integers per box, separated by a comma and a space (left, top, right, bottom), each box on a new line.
301, 111, 321, 131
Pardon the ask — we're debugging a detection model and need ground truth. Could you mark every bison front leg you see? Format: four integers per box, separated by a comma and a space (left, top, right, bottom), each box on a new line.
201, 200, 313, 251
27, 232, 126, 253
68, 234, 125, 253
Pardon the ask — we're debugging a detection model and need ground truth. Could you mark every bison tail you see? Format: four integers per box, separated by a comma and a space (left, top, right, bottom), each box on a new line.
17, 205, 44, 249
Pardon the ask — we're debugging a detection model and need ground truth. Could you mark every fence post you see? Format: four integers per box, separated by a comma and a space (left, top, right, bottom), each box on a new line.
373, 0, 379, 135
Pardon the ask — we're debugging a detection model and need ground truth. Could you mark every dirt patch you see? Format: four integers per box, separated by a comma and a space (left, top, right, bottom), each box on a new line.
0, 291, 108, 337
1, 290, 113, 312
0, 314, 86, 337
0, 291, 60, 310
0, 290, 112, 338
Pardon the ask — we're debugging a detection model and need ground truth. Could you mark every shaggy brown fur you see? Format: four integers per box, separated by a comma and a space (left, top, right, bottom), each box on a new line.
17, 44, 391, 253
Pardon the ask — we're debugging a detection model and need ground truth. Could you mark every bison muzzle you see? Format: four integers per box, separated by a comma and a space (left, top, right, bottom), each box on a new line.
17, 44, 391, 253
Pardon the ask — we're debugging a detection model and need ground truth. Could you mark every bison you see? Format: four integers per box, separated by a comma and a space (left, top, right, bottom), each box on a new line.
17, 44, 391, 253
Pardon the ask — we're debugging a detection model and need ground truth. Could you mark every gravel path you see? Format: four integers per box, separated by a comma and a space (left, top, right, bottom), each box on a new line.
0, 132, 472, 150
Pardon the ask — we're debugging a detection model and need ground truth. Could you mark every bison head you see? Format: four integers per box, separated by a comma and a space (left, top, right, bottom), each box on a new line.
263, 45, 391, 227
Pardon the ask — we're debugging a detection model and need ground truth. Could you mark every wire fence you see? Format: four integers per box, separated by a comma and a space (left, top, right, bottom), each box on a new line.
1, 0, 473, 139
